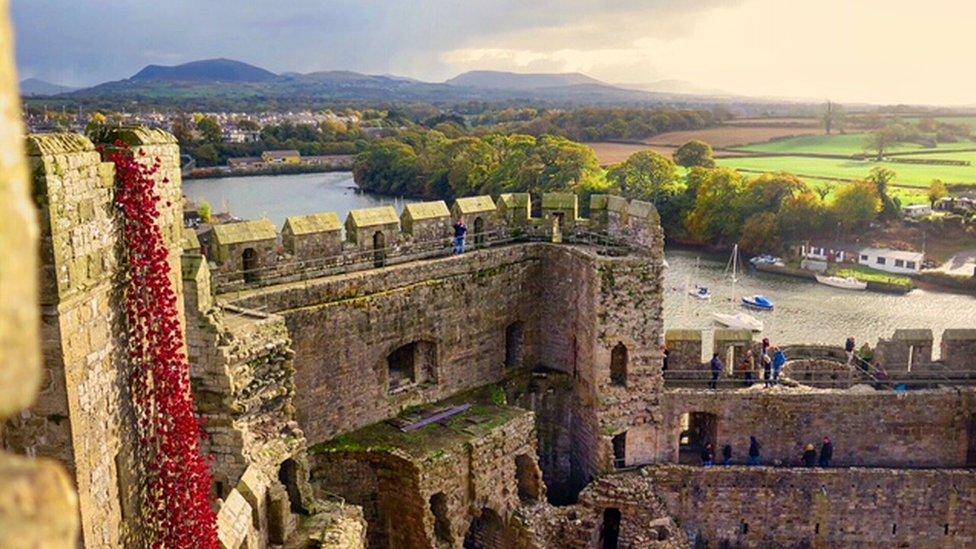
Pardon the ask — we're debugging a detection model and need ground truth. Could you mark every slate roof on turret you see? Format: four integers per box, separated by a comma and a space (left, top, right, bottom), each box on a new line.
499, 193, 531, 208
284, 212, 341, 235
943, 328, 976, 340
347, 206, 399, 228
893, 329, 933, 341
542, 192, 578, 209
211, 219, 277, 246
666, 330, 703, 341
403, 201, 450, 221
606, 195, 628, 213
453, 196, 496, 215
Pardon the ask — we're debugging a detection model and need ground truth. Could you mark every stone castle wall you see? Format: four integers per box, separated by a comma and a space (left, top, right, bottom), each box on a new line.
3, 128, 184, 547
657, 389, 976, 468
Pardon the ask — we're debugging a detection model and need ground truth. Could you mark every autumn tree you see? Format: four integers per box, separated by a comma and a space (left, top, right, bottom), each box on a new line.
606, 150, 680, 205
674, 140, 716, 168
927, 179, 948, 207
685, 168, 747, 243
739, 212, 781, 254
831, 181, 881, 231
865, 166, 900, 220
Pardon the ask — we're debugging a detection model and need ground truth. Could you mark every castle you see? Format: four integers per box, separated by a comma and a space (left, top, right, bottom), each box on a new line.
0, 24, 975, 549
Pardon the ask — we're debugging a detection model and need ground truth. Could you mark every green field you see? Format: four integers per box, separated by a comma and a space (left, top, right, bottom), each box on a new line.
717, 155, 976, 188
733, 133, 976, 156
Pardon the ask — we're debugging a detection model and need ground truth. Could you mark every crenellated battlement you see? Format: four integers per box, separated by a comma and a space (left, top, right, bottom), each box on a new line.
200, 190, 666, 292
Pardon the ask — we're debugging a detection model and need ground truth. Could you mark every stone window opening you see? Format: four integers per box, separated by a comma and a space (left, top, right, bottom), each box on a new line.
462, 507, 509, 549
612, 431, 626, 468
815, 523, 820, 534
505, 321, 524, 370
242, 247, 258, 283
278, 458, 305, 514
892, 523, 897, 535
429, 492, 453, 544
678, 411, 718, 465
387, 341, 437, 393
473, 216, 485, 246
515, 454, 542, 503
945, 524, 950, 535
600, 508, 622, 549
372, 231, 386, 267
610, 342, 628, 386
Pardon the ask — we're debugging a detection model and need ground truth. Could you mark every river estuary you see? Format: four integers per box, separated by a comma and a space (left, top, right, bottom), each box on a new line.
184, 172, 974, 356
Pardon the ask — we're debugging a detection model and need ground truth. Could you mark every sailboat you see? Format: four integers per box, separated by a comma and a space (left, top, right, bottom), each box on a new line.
686, 257, 712, 300
712, 244, 764, 331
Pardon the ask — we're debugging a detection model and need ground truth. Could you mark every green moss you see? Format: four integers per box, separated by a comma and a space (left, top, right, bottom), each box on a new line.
489, 385, 507, 406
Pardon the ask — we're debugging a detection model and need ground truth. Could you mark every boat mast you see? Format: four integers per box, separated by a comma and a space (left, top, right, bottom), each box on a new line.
730, 244, 738, 311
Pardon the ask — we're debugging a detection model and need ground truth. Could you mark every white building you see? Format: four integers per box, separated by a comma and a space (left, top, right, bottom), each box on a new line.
903, 204, 932, 218
858, 247, 923, 274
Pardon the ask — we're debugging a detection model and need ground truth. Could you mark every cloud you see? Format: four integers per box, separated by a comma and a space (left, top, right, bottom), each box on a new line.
11, 0, 976, 104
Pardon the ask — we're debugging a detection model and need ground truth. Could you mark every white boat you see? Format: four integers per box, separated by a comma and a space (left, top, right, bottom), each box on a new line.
712, 244, 764, 331
815, 274, 867, 290
713, 312, 765, 331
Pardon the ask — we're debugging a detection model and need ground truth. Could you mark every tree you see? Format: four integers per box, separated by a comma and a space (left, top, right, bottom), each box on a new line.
193, 143, 219, 166
685, 168, 747, 243
821, 101, 847, 135
865, 166, 900, 220
673, 140, 715, 168
739, 212, 781, 254
927, 179, 948, 207
739, 172, 808, 217
196, 116, 222, 144
777, 191, 828, 240
864, 124, 905, 160
605, 150, 679, 204
198, 200, 212, 223
831, 181, 881, 231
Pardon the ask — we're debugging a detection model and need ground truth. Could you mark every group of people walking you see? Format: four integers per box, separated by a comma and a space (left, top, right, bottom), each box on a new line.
708, 338, 786, 389
700, 436, 833, 468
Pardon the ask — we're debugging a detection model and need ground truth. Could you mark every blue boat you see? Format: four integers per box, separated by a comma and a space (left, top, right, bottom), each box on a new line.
741, 294, 774, 311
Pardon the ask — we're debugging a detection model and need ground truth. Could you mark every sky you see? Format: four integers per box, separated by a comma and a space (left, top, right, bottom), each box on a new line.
11, 0, 976, 105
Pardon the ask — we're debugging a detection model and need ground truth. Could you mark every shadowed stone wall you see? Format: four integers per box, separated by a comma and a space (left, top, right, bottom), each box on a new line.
657, 389, 976, 467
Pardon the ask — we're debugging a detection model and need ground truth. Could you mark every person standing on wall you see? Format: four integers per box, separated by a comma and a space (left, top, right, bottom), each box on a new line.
761, 348, 773, 388
453, 216, 467, 255
722, 443, 733, 466
802, 443, 818, 467
845, 337, 856, 366
662, 345, 670, 372
709, 353, 723, 390
748, 436, 762, 466
819, 436, 833, 467
772, 347, 787, 385
743, 349, 756, 387
701, 443, 714, 467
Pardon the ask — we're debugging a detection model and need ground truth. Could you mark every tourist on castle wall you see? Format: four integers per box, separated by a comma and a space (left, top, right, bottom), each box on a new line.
701, 443, 715, 467
709, 353, 723, 389
453, 217, 467, 255
802, 444, 818, 467
772, 347, 787, 384
743, 349, 756, 387
722, 444, 733, 466
748, 436, 762, 466
662, 345, 670, 371
845, 337, 856, 366
761, 348, 773, 387
819, 437, 833, 467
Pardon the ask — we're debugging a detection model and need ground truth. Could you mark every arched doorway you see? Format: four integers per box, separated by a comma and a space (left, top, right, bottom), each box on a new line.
373, 231, 386, 267
505, 321, 524, 370
610, 342, 627, 386
429, 492, 453, 544
612, 431, 626, 468
473, 216, 485, 246
678, 412, 718, 465
242, 247, 258, 283
462, 508, 511, 549
515, 454, 542, 502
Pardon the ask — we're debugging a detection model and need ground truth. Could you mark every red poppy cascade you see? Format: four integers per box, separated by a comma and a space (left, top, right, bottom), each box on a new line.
107, 142, 219, 548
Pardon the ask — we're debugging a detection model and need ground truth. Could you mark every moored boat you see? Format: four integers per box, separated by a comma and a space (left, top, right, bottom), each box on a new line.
689, 285, 712, 300
741, 294, 774, 311
712, 311, 764, 331
815, 274, 867, 290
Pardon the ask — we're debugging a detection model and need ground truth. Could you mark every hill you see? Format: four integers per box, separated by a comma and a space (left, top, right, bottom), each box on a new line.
445, 70, 604, 90
131, 58, 277, 82
617, 79, 732, 97
20, 78, 76, 96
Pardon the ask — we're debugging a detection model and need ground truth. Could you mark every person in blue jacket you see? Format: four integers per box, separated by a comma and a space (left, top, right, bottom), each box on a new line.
771, 346, 787, 385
